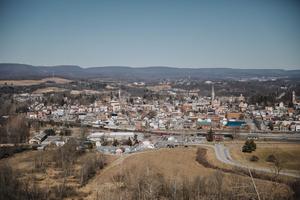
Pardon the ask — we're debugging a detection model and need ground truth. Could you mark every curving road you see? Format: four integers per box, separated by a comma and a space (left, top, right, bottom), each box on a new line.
210, 143, 300, 178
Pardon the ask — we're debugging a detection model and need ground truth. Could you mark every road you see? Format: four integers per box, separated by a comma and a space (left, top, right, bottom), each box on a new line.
211, 143, 300, 178
239, 132, 300, 141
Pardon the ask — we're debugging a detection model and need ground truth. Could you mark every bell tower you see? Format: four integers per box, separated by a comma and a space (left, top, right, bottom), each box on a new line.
211, 84, 215, 101
292, 91, 296, 104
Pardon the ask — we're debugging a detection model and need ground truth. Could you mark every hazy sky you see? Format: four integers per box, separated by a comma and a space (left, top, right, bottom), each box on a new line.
0, 0, 299, 69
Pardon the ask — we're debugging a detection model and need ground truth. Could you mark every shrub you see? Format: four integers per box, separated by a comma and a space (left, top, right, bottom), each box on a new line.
206, 128, 214, 142
266, 154, 277, 163
0, 163, 46, 200
242, 145, 252, 153
242, 139, 256, 153
195, 148, 212, 168
44, 128, 55, 136
123, 137, 133, 146
249, 140, 257, 151
112, 139, 119, 146
50, 184, 77, 199
34, 151, 46, 172
101, 166, 292, 200
51, 138, 82, 176
59, 128, 72, 136
78, 154, 106, 186
249, 155, 259, 162
0, 146, 28, 159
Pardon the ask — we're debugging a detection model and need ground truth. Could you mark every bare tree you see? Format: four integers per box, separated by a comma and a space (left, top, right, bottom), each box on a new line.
79, 154, 106, 186
272, 155, 284, 180
0, 115, 30, 144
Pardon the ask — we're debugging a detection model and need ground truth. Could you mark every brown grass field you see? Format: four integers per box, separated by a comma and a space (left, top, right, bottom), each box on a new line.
0, 77, 72, 86
0, 146, 296, 199
32, 87, 67, 94
227, 142, 300, 171
86, 148, 214, 184
81, 147, 294, 199
0, 150, 117, 199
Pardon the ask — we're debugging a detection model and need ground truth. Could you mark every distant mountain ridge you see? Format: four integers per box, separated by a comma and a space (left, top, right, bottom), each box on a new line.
0, 63, 299, 81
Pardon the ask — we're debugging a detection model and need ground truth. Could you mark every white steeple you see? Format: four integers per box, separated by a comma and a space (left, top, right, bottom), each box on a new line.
292, 91, 296, 104
211, 84, 215, 101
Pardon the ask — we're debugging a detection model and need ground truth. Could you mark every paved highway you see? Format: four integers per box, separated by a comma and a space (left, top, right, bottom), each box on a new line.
212, 143, 300, 178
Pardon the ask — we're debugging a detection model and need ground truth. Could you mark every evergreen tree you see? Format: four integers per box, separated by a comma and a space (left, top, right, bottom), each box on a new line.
133, 134, 139, 145
242, 139, 256, 153
112, 139, 119, 147
125, 137, 133, 146
206, 128, 214, 142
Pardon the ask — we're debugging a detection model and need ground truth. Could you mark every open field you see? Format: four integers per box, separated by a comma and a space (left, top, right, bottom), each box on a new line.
0, 77, 72, 86
0, 145, 298, 199
81, 147, 294, 200
85, 148, 214, 184
32, 87, 67, 94
70, 89, 101, 95
227, 142, 300, 171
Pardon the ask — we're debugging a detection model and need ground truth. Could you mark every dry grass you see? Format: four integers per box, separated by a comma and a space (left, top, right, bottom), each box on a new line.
32, 87, 67, 94
70, 89, 101, 95
0, 77, 72, 86
81, 147, 293, 200
3, 150, 37, 172
0, 149, 117, 199
80, 148, 214, 199
87, 148, 213, 184
0, 146, 296, 199
227, 142, 300, 171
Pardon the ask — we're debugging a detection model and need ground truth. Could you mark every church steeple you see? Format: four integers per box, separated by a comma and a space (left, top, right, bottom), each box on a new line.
211, 84, 215, 101
292, 91, 296, 104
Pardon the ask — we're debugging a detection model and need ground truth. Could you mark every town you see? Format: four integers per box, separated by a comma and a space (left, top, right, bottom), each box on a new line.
19, 82, 300, 132
0, 77, 297, 154
1, 0, 300, 199
1, 77, 300, 200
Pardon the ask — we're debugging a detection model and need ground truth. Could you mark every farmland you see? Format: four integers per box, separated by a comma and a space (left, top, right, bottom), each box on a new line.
0, 77, 72, 86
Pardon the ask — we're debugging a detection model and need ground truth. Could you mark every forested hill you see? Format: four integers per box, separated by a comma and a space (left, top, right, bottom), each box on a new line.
0, 63, 299, 80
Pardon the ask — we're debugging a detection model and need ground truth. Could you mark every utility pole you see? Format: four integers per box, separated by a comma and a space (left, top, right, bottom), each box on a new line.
248, 168, 261, 200
242, 152, 261, 200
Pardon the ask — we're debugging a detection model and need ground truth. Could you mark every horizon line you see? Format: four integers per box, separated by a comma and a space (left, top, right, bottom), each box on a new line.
0, 62, 299, 70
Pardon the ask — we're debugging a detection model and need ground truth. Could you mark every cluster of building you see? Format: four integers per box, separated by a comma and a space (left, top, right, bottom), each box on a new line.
15, 83, 300, 133
252, 91, 300, 132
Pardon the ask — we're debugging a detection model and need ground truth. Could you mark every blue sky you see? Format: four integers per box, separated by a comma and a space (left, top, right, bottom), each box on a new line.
0, 0, 299, 69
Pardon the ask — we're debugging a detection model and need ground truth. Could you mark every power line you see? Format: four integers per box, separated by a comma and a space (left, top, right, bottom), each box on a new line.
248, 168, 261, 200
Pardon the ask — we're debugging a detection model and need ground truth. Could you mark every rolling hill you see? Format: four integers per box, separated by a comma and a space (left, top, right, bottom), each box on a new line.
0, 63, 299, 81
